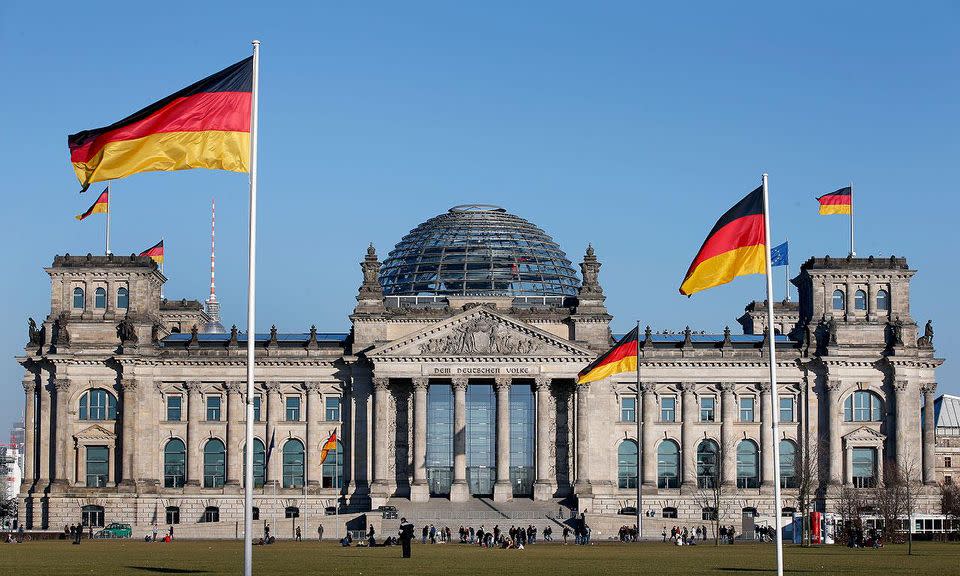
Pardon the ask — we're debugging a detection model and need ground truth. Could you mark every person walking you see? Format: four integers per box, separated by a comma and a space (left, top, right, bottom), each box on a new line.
563, 525, 570, 544
421, 524, 428, 545
399, 517, 414, 558
367, 525, 376, 547
152, 524, 158, 542
318, 524, 324, 541
296, 526, 302, 541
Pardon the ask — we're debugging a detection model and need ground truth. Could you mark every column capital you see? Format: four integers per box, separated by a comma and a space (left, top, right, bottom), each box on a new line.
756, 382, 771, 393
575, 382, 590, 393
184, 380, 202, 394
303, 380, 323, 394
225, 381, 245, 395
120, 378, 138, 391
679, 381, 696, 394
264, 381, 283, 394
534, 376, 552, 391
53, 378, 71, 392
411, 377, 429, 391
894, 380, 909, 392
22, 376, 36, 393
494, 376, 512, 391
719, 382, 735, 394
638, 381, 655, 394
451, 377, 469, 391
372, 376, 390, 391
825, 379, 842, 392
920, 382, 938, 396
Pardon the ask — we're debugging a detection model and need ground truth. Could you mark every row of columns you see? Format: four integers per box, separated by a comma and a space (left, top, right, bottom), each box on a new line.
371, 375, 555, 503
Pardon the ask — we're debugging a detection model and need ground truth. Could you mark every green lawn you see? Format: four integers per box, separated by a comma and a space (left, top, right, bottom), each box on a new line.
3, 540, 959, 576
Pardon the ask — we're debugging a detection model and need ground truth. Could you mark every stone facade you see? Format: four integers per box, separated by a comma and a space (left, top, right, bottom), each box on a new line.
15, 244, 944, 537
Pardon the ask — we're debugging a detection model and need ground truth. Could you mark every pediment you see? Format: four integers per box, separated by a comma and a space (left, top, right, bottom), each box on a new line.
368, 306, 594, 360
842, 426, 885, 444
74, 423, 116, 442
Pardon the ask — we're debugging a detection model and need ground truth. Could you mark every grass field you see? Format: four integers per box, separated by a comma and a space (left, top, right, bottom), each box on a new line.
2, 540, 959, 576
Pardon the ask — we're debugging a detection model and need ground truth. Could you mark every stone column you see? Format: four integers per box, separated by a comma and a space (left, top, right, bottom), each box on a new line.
184, 381, 202, 489
826, 380, 843, 486
265, 381, 283, 487
680, 382, 698, 491
37, 377, 51, 487
720, 383, 736, 487
450, 377, 470, 502
305, 382, 322, 488
51, 377, 72, 489
759, 382, 775, 488
534, 376, 554, 500
119, 377, 138, 489
370, 376, 391, 503
922, 383, 937, 485
493, 376, 513, 502
22, 375, 36, 489
225, 382, 243, 490
410, 377, 430, 502
640, 382, 657, 487
573, 383, 592, 500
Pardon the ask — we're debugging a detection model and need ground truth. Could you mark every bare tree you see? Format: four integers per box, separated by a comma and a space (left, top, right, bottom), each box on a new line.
897, 453, 925, 556
792, 441, 826, 546
831, 484, 867, 546
941, 482, 960, 517
692, 438, 739, 546
874, 458, 909, 545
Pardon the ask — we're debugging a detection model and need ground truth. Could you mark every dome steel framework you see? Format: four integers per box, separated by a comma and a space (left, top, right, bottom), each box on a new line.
379, 204, 580, 298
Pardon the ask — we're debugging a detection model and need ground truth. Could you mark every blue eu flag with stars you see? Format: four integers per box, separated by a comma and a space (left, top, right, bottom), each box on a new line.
770, 242, 788, 267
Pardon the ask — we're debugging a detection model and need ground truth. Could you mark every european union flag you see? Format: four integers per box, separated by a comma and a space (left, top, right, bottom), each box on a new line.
771, 242, 789, 267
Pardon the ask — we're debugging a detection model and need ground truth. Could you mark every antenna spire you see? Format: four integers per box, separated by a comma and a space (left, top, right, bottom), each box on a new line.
210, 198, 217, 301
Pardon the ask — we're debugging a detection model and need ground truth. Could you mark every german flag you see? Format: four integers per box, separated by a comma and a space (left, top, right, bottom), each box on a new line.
139, 240, 164, 264
577, 326, 638, 385
68, 57, 253, 192
320, 431, 338, 464
679, 186, 766, 296
817, 187, 852, 215
75, 188, 109, 220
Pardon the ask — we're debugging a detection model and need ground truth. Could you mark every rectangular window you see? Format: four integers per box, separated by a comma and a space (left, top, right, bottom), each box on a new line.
86, 445, 109, 487
165, 507, 180, 525
852, 447, 877, 488
620, 397, 636, 422
739, 397, 755, 422
779, 396, 795, 423
253, 396, 262, 422
206, 395, 221, 421
325, 396, 341, 421
945, 456, 952, 468
700, 396, 716, 422
660, 397, 676, 422
166, 395, 182, 421
286, 396, 301, 421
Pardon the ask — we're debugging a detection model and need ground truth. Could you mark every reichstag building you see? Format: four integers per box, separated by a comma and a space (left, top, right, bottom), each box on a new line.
16, 204, 944, 536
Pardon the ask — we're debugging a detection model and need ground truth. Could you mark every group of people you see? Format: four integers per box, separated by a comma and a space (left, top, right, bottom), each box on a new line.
663, 525, 710, 545
753, 524, 778, 542
846, 526, 883, 549
63, 523, 92, 544
617, 525, 639, 542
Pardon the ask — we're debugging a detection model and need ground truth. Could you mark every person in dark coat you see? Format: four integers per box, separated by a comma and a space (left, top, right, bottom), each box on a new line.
399, 517, 414, 558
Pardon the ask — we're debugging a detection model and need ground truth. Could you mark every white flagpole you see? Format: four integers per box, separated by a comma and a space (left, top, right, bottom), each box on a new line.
335, 426, 341, 542
849, 182, 855, 257
784, 237, 789, 302
761, 173, 784, 576
160, 236, 165, 300
106, 185, 112, 255
635, 320, 642, 542
243, 39, 260, 576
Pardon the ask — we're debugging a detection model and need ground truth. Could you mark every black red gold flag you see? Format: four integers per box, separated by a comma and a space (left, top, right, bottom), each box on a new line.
817, 187, 852, 215
577, 326, 639, 385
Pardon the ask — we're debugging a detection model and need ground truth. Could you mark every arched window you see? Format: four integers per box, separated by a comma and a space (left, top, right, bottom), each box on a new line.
854, 290, 867, 311
81, 505, 104, 528
697, 440, 719, 489
117, 287, 129, 309
779, 440, 798, 489
94, 287, 106, 309
282, 439, 305, 488
202, 506, 220, 523
321, 440, 344, 489
844, 390, 883, 422
877, 289, 890, 311
164, 439, 186, 488
285, 506, 300, 519
78, 389, 117, 421
244, 439, 266, 488
736, 440, 760, 489
73, 287, 85, 309
832, 289, 845, 310
203, 439, 226, 488
657, 440, 680, 489
617, 440, 638, 489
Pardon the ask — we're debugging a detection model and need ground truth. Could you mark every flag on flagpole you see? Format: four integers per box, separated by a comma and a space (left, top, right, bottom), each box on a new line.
68, 57, 254, 192
816, 187, 852, 215
679, 186, 766, 296
139, 240, 165, 263
76, 188, 109, 220
770, 241, 788, 267
577, 326, 639, 385
319, 431, 338, 464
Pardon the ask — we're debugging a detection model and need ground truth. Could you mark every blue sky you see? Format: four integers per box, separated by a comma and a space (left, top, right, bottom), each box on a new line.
1, 1, 957, 428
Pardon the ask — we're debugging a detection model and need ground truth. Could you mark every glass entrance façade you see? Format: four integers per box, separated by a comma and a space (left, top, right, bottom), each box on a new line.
426, 384, 453, 496
467, 384, 496, 496
509, 384, 535, 497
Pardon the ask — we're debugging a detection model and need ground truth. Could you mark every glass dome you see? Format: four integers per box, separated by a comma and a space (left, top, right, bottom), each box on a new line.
379, 204, 580, 298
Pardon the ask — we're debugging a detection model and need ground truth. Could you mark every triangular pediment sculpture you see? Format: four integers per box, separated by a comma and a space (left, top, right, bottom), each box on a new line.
368, 306, 594, 360
842, 425, 886, 444
73, 423, 117, 442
